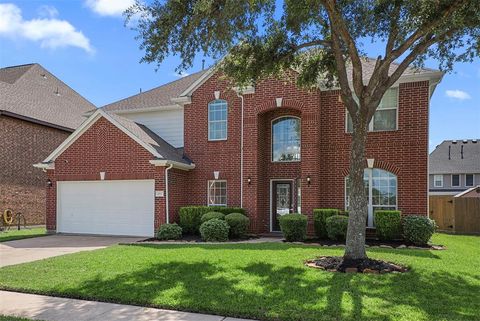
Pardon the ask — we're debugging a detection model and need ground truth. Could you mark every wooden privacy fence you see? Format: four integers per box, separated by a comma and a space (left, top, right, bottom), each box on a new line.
429, 195, 480, 234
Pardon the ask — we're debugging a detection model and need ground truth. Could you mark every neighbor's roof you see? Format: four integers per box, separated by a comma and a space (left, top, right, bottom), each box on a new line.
102, 58, 441, 113
429, 140, 480, 174
0, 63, 95, 130
102, 69, 209, 112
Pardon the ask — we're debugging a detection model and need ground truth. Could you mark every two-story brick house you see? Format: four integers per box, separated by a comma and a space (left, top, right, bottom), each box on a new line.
35, 60, 443, 236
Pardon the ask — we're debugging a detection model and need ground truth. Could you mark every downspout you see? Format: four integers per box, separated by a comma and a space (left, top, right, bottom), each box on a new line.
237, 92, 245, 208
165, 163, 173, 224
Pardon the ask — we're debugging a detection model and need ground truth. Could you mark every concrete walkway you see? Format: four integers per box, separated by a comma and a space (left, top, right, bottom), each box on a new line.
0, 291, 255, 321
0, 235, 143, 267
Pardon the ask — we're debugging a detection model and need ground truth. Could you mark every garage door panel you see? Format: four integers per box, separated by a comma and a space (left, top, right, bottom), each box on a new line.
57, 180, 154, 237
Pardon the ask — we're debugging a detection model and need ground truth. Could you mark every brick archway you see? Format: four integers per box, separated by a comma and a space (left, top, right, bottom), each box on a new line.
256, 99, 304, 115
341, 159, 401, 176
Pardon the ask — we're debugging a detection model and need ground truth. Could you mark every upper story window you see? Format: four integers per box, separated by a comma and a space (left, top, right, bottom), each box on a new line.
208, 99, 227, 141
434, 174, 443, 187
208, 180, 227, 206
465, 174, 474, 187
451, 174, 460, 187
272, 116, 301, 162
347, 87, 398, 132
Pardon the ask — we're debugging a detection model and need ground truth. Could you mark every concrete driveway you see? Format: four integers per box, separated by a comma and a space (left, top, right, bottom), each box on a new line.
0, 235, 143, 267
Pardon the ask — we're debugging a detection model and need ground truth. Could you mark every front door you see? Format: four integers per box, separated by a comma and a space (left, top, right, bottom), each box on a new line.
272, 181, 293, 232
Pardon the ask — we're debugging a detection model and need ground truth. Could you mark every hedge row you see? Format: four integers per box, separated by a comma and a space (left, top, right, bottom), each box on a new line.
179, 206, 245, 234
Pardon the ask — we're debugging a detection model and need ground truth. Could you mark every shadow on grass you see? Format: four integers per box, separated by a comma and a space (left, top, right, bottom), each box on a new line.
60, 258, 478, 321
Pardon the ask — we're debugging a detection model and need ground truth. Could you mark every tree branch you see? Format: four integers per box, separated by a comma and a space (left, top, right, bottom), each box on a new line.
293, 39, 332, 51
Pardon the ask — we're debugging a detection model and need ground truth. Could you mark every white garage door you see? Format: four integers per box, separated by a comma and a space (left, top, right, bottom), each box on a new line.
57, 180, 155, 237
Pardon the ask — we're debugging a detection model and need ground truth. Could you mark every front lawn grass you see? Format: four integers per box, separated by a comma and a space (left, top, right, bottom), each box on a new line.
0, 228, 46, 243
0, 233, 478, 321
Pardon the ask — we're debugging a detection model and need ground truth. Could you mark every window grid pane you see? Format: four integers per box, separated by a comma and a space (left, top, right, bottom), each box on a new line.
208, 100, 227, 140
272, 117, 301, 162
208, 181, 227, 206
465, 174, 474, 187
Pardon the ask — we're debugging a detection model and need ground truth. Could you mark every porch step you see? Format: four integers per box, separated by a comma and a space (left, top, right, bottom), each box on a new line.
366, 228, 377, 240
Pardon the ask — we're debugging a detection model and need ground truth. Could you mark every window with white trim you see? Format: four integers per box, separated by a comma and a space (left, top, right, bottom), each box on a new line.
207, 180, 227, 206
347, 87, 398, 132
272, 116, 301, 162
465, 174, 474, 187
451, 174, 460, 187
434, 175, 443, 187
208, 100, 227, 140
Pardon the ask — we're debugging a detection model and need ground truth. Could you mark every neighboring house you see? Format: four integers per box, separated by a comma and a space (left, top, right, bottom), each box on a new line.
0, 63, 95, 224
35, 59, 443, 237
429, 140, 480, 195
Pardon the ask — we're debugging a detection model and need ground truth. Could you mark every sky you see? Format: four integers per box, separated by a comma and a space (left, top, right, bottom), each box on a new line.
1, 0, 479, 152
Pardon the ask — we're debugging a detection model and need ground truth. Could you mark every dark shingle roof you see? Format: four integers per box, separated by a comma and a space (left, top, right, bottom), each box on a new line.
107, 112, 192, 165
0, 63, 95, 130
102, 70, 209, 112
429, 140, 480, 174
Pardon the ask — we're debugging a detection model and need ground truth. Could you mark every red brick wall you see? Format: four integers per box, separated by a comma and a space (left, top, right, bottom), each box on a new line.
183, 73, 429, 233
45, 117, 166, 231
0, 115, 70, 224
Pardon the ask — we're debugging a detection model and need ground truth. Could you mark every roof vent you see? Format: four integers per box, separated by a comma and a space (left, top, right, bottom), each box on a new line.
41, 74, 47, 79
452, 140, 457, 144
54, 87, 60, 96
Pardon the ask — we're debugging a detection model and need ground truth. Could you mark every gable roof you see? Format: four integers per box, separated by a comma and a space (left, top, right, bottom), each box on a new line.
36, 109, 194, 170
102, 70, 209, 112
429, 139, 480, 174
0, 63, 95, 130
102, 58, 442, 114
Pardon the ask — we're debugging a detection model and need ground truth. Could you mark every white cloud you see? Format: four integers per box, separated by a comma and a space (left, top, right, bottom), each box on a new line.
0, 3, 94, 54
445, 90, 471, 100
85, 0, 135, 17
172, 71, 190, 78
37, 5, 58, 18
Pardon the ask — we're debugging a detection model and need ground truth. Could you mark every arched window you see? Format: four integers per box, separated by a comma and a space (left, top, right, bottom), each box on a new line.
208, 99, 227, 140
272, 117, 301, 162
345, 168, 397, 227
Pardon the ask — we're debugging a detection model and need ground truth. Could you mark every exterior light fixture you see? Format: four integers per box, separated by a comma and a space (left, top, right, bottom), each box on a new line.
247, 177, 251, 185
46, 179, 52, 187
306, 176, 311, 185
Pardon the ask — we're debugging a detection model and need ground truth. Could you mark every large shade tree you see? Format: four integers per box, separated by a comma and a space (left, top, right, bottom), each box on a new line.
127, 0, 479, 261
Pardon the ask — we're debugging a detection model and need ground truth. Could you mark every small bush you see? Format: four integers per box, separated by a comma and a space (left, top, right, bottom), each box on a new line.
374, 210, 402, 240
279, 213, 308, 242
225, 213, 250, 238
201, 212, 225, 223
403, 215, 436, 246
199, 218, 230, 242
326, 215, 349, 241
157, 223, 182, 240
313, 209, 340, 239
179, 206, 245, 234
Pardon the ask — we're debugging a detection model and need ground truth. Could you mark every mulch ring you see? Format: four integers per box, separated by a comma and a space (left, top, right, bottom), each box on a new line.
306, 256, 408, 274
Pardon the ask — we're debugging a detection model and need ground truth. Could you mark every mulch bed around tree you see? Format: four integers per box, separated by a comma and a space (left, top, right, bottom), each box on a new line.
306, 256, 408, 274
300, 238, 445, 250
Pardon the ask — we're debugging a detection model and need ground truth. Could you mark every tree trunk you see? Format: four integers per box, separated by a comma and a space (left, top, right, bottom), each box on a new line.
344, 118, 369, 261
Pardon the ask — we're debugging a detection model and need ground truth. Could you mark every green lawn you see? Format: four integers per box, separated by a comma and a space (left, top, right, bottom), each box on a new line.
0, 228, 46, 243
0, 234, 478, 321
0, 316, 38, 321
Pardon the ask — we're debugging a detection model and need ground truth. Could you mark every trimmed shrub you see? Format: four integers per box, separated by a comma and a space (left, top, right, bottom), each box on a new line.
279, 213, 308, 242
374, 210, 402, 240
157, 223, 182, 240
313, 209, 340, 239
403, 215, 436, 246
326, 215, 349, 241
199, 218, 230, 242
201, 212, 225, 223
225, 213, 250, 238
179, 206, 245, 234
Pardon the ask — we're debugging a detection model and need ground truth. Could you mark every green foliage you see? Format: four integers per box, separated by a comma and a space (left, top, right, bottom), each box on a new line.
403, 216, 437, 246
326, 215, 349, 241
313, 209, 340, 239
157, 223, 182, 240
199, 219, 230, 242
201, 212, 226, 223
278, 213, 307, 242
374, 210, 402, 241
225, 213, 250, 238
179, 206, 245, 234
